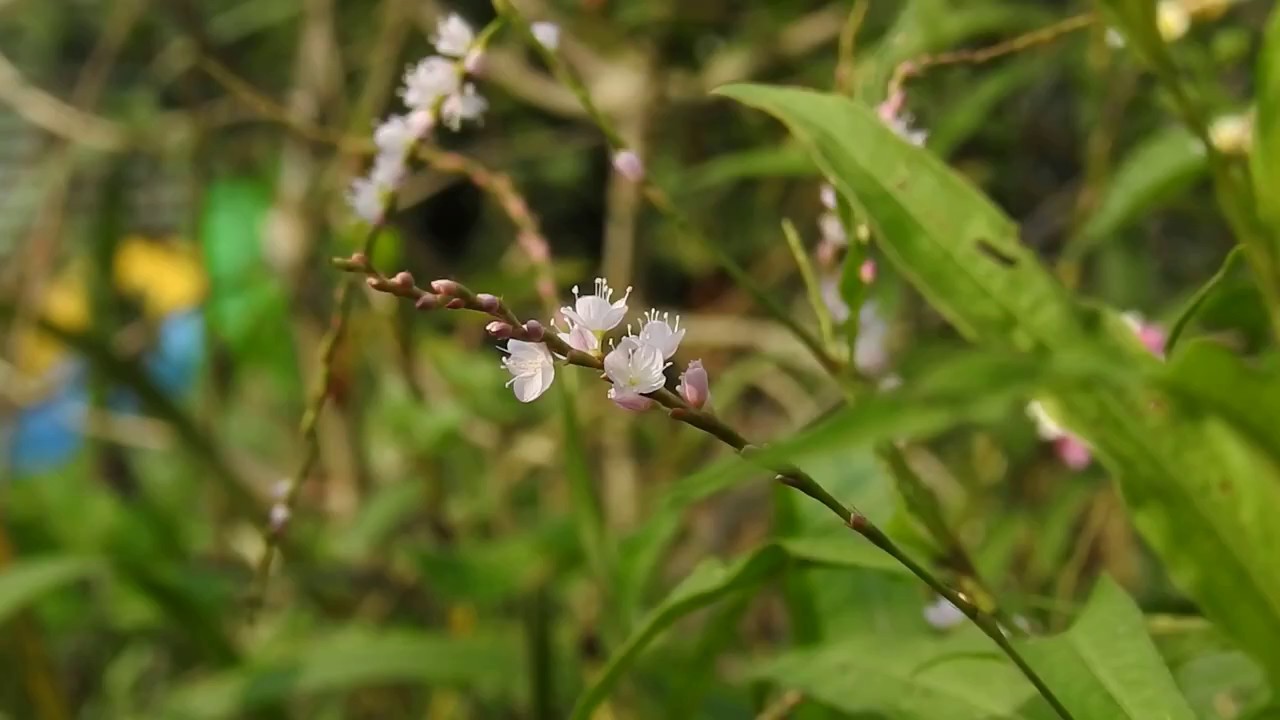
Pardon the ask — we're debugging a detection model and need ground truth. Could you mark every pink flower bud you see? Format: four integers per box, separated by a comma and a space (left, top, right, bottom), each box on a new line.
859, 259, 877, 284
608, 388, 655, 412
392, 271, 415, 289
415, 293, 440, 310
612, 149, 645, 182
475, 293, 501, 313
1055, 436, 1092, 471
486, 321, 514, 338
445, 297, 466, 309
523, 319, 545, 341
677, 359, 710, 409
431, 279, 462, 296
464, 49, 486, 76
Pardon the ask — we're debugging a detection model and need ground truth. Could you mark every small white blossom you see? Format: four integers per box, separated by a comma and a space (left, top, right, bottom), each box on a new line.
400, 56, 460, 110
635, 309, 685, 359
1156, 0, 1190, 42
1026, 400, 1065, 440
924, 596, 966, 630
440, 83, 488, 130
556, 319, 600, 354
562, 278, 632, 333
531, 21, 561, 50
501, 340, 556, 402
368, 151, 406, 188
604, 336, 668, 405
373, 111, 433, 157
818, 211, 847, 246
1209, 112, 1253, 156
819, 183, 837, 210
347, 175, 390, 223
433, 13, 475, 57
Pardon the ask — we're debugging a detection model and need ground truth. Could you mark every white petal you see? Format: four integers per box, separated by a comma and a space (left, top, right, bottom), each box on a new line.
512, 373, 547, 402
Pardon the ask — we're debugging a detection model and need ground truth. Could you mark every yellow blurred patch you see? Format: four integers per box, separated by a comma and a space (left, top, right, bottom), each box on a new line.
12, 236, 207, 381
114, 235, 208, 317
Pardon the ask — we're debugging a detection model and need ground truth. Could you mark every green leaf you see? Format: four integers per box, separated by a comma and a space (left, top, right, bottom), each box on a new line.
1255, 5, 1280, 227
1067, 127, 1207, 261
572, 538, 907, 720
0, 556, 99, 624
157, 628, 524, 719
1161, 340, 1280, 460
615, 350, 1105, 625
746, 630, 1045, 720
1164, 247, 1243, 353
716, 83, 1280, 683
1018, 577, 1197, 720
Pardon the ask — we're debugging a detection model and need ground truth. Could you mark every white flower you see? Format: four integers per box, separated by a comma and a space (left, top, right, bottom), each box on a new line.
819, 183, 837, 210
368, 151, 405, 188
501, 340, 555, 402
561, 277, 632, 333
1026, 400, 1065, 440
440, 83, 488, 130
604, 336, 668, 401
433, 13, 474, 57
347, 175, 389, 223
531, 21, 561, 50
373, 111, 433, 157
818, 212, 847, 246
635, 309, 685, 359
923, 596, 966, 630
1157, 0, 1190, 42
556, 319, 599, 354
400, 56, 460, 110
1209, 112, 1253, 156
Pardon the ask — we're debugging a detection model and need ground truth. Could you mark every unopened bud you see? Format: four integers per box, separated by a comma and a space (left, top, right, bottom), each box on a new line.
464, 48, 486, 76
609, 388, 655, 412
391, 271, 415, 289
475, 293, 501, 313
485, 321, 514, 338
523, 319, 545, 341
677, 359, 710, 409
859, 259, 877, 284
414, 293, 440, 310
445, 297, 466, 309
612, 149, 645, 182
431, 279, 463, 296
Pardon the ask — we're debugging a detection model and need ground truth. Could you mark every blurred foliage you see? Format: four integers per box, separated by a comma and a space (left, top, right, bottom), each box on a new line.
1, 0, 1279, 718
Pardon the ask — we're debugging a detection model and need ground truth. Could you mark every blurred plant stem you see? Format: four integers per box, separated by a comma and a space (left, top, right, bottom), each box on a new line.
0, 524, 70, 720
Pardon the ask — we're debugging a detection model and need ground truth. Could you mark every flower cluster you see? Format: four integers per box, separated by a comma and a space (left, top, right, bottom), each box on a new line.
1027, 311, 1166, 470
346, 12, 490, 223
506, 278, 707, 410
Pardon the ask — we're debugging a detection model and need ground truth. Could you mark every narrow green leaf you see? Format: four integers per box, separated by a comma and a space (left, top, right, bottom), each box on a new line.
0, 556, 99, 624
1165, 247, 1243, 353
746, 630, 1043, 720
716, 83, 1280, 682
572, 537, 908, 720
157, 628, 524, 719
1161, 340, 1280, 459
1018, 577, 1197, 720
1068, 127, 1207, 261
1254, 5, 1280, 227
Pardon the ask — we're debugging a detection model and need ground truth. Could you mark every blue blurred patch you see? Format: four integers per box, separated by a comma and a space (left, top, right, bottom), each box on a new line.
7, 310, 205, 478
